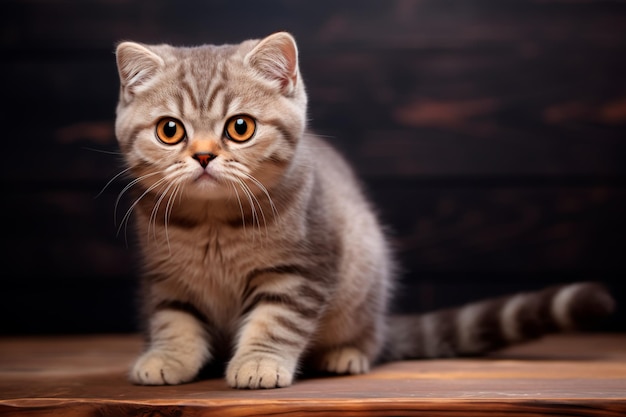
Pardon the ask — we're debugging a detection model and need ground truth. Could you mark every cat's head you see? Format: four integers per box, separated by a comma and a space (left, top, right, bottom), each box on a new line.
114, 32, 307, 201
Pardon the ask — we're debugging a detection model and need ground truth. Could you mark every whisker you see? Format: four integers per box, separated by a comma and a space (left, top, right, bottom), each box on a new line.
233, 177, 261, 235
145, 165, 187, 246
242, 172, 279, 221
95, 166, 133, 200
237, 177, 267, 236
81, 146, 123, 155
164, 178, 185, 254
114, 171, 162, 226
231, 169, 277, 238
117, 176, 169, 242
228, 180, 247, 232
149, 178, 176, 243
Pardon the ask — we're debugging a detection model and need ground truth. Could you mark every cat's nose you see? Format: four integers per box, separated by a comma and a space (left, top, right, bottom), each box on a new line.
193, 152, 217, 168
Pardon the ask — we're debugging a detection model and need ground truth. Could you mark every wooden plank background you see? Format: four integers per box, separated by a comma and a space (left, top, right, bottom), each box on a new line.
1, 0, 625, 334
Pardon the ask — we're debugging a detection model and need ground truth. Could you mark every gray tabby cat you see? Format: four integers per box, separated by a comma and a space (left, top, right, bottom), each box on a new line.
114, 32, 614, 389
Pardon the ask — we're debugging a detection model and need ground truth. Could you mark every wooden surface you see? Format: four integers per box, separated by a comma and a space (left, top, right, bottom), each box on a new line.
0, 334, 625, 416
2, 0, 626, 334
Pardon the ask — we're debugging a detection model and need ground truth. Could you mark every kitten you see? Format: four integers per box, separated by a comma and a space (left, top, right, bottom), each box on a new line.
113, 32, 614, 389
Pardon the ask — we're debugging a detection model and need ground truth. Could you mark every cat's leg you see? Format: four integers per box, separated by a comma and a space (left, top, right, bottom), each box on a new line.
316, 346, 371, 374
130, 308, 211, 385
311, 328, 378, 375
310, 298, 386, 375
226, 277, 322, 389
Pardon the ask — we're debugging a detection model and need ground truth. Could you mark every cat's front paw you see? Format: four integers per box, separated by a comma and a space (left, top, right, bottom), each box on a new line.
226, 354, 294, 389
130, 349, 199, 385
318, 347, 370, 375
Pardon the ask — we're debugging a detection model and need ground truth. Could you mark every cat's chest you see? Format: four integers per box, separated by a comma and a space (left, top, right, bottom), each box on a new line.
172, 224, 244, 278
146, 222, 275, 320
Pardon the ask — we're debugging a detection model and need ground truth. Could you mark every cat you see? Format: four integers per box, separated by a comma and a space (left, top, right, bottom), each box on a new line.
113, 32, 615, 389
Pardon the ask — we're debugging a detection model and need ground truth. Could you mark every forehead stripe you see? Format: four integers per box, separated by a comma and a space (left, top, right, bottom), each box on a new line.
180, 79, 199, 110
205, 82, 226, 114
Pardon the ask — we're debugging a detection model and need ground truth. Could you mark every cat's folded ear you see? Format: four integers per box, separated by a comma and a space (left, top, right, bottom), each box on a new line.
245, 32, 299, 96
115, 42, 164, 102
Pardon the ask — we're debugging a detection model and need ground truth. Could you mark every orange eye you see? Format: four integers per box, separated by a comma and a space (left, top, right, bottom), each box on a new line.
225, 115, 256, 142
156, 118, 186, 145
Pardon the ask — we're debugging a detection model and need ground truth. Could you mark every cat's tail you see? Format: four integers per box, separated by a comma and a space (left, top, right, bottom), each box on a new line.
382, 282, 615, 361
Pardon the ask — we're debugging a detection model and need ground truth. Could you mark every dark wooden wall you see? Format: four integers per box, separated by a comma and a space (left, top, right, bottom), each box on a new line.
2, 0, 625, 334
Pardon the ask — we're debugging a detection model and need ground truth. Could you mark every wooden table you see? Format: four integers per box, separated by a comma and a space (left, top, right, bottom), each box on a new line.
1, 333, 625, 416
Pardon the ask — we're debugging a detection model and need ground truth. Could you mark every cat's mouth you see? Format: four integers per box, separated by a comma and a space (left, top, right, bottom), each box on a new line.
192, 169, 227, 191
194, 171, 218, 186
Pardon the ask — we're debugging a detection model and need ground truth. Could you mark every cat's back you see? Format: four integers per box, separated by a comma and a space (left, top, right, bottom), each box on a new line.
301, 130, 393, 292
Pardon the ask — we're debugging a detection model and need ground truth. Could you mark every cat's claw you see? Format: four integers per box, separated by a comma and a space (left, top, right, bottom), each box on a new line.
130, 349, 198, 385
226, 355, 294, 389
319, 347, 370, 374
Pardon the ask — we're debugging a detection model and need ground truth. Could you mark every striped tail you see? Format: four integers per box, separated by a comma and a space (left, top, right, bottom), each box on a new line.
383, 282, 615, 360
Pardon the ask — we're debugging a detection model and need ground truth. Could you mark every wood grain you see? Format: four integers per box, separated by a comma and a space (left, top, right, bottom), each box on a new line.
0, 334, 625, 416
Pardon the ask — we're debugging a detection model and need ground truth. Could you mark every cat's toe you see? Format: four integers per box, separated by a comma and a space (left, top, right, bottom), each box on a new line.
226, 355, 294, 389
318, 347, 370, 374
130, 350, 198, 385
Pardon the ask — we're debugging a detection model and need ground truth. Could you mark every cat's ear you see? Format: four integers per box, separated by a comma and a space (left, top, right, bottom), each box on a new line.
115, 42, 164, 101
245, 32, 299, 95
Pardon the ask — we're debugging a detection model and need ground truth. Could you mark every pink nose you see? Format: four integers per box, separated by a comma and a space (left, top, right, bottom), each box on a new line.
193, 152, 217, 168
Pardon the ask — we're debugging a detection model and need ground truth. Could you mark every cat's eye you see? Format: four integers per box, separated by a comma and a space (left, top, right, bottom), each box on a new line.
156, 118, 186, 145
225, 115, 256, 143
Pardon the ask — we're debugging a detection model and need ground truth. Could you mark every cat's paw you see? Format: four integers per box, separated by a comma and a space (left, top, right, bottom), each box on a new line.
318, 347, 370, 374
226, 355, 294, 389
130, 349, 198, 385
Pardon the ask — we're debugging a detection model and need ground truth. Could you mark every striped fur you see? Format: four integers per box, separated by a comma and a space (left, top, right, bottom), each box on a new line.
383, 282, 614, 361
114, 32, 615, 389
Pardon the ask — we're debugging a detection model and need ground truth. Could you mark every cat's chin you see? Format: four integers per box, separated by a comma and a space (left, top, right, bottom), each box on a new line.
191, 174, 221, 190
185, 174, 232, 200
195, 171, 216, 184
